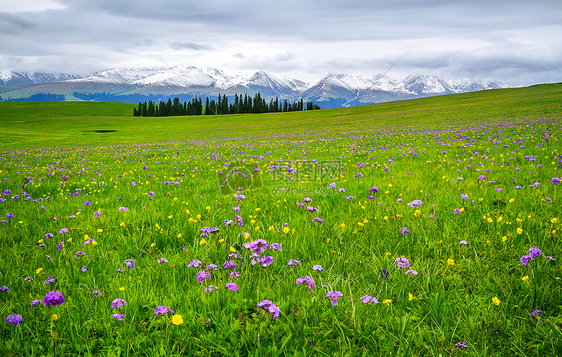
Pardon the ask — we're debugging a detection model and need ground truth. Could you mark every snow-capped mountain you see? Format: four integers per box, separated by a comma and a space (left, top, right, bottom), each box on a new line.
0, 66, 508, 107
0, 71, 82, 85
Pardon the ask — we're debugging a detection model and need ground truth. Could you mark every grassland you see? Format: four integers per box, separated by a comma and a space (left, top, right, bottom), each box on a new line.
0, 84, 561, 356
1, 83, 561, 150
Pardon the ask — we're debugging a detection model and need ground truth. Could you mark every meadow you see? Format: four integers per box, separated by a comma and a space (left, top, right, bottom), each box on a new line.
0, 84, 561, 356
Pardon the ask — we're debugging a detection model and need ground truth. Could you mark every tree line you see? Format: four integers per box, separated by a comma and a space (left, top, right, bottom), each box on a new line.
133, 93, 321, 117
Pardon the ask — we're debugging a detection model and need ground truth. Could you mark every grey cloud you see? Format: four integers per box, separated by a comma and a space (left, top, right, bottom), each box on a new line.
170, 42, 214, 51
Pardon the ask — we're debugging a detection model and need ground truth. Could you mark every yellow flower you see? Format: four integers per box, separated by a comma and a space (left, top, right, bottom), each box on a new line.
383, 299, 393, 305
97, 228, 103, 233
516, 218, 522, 223
151, 242, 156, 248
552, 218, 558, 224
120, 222, 125, 227
388, 183, 392, 188
168, 215, 173, 219
119, 287, 125, 291
487, 218, 493, 223
447, 259, 455, 266
522, 276, 529, 282
52, 314, 59, 322
385, 252, 391, 256
492, 297, 500, 306
502, 236, 507, 242
408, 293, 414, 301
414, 210, 420, 217
36, 267, 43, 274
509, 198, 515, 203
185, 209, 190, 214
229, 246, 237, 253
339, 223, 346, 229
516, 228, 523, 234
199, 238, 206, 245
283, 227, 290, 234
172, 314, 184, 325
196, 214, 201, 219
255, 226, 260, 231
67, 237, 72, 243
205, 206, 210, 210
177, 233, 182, 238
268, 226, 274, 232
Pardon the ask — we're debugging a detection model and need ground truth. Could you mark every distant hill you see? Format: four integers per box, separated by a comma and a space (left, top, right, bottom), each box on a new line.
0, 66, 508, 108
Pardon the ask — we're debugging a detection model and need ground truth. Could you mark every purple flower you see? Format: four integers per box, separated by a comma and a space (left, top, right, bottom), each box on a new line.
45, 233, 54, 239
118, 207, 128, 212
312, 217, 323, 224
116, 268, 125, 273
528, 247, 542, 259
232, 206, 241, 211
92, 290, 102, 296
234, 194, 246, 201
455, 342, 468, 349
243, 239, 268, 253
31, 299, 42, 307
269, 243, 282, 250
326, 291, 343, 306
407, 200, 423, 208
394, 257, 410, 269
459, 240, 468, 245
111, 299, 127, 309
58, 228, 68, 235
551, 177, 561, 184
345, 196, 353, 201
111, 313, 124, 321
287, 259, 301, 267
124, 259, 136, 269
370, 187, 379, 193
0, 285, 8, 293
361, 295, 379, 304
45, 276, 55, 285
404, 269, 418, 275
329, 183, 337, 189
44, 291, 65, 307
93, 211, 103, 218
296, 276, 316, 290
252, 256, 274, 267
157, 258, 168, 264
204, 285, 219, 293
520, 255, 532, 266
400, 227, 410, 235
196, 270, 211, 283
312, 264, 324, 271
257, 300, 280, 320
460, 194, 468, 200
6, 213, 14, 220
154, 305, 174, 316
188, 260, 202, 268
225, 282, 239, 291
380, 269, 389, 280
80, 266, 87, 272
223, 261, 236, 270
74, 251, 86, 259
24, 277, 34, 282
205, 264, 218, 271
6, 314, 22, 326
453, 209, 462, 214
229, 271, 240, 279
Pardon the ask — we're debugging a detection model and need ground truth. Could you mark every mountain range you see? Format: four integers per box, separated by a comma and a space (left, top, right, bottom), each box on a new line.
0, 66, 508, 108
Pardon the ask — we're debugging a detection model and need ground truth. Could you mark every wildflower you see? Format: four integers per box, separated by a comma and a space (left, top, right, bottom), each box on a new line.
6, 314, 22, 326
229, 271, 240, 279
196, 270, 211, 283
459, 240, 468, 245
287, 259, 301, 267
73, 251, 86, 259
6, 213, 14, 220
407, 200, 423, 208
455, 342, 468, 349
329, 182, 336, 188
312, 217, 323, 224
111, 313, 124, 321
528, 247, 542, 259
25, 277, 34, 282
383, 299, 393, 305
80, 266, 87, 272
460, 194, 468, 199
283, 226, 290, 234
124, 259, 136, 269
52, 314, 59, 321
408, 293, 414, 301
530, 310, 543, 323
312, 264, 324, 271
44, 291, 65, 307
257, 300, 280, 320
31, 299, 42, 307
447, 259, 455, 266
44, 276, 56, 285
188, 260, 202, 268
225, 282, 238, 291
345, 196, 353, 201
111, 299, 127, 309
361, 295, 379, 304
157, 258, 168, 264
404, 269, 418, 275
92, 290, 102, 296
269, 243, 282, 250
394, 257, 410, 269
205, 264, 218, 271
370, 186, 379, 193
325, 291, 343, 306
0, 285, 8, 293
453, 209, 462, 214
154, 305, 174, 316
492, 297, 500, 306
400, 227, 410, 235
172, 314, 183, 325
379, 269, 389, 280
296, 276, 316, 290
517, 228, 523, 234
204, 285, 219, 293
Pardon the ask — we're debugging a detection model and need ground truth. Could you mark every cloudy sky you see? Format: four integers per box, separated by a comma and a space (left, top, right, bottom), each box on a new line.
1, 0, 561, 86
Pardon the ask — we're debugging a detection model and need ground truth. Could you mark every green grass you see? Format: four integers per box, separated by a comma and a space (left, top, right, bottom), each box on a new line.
1, 83, 561, 150
0, 84, 562, 356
